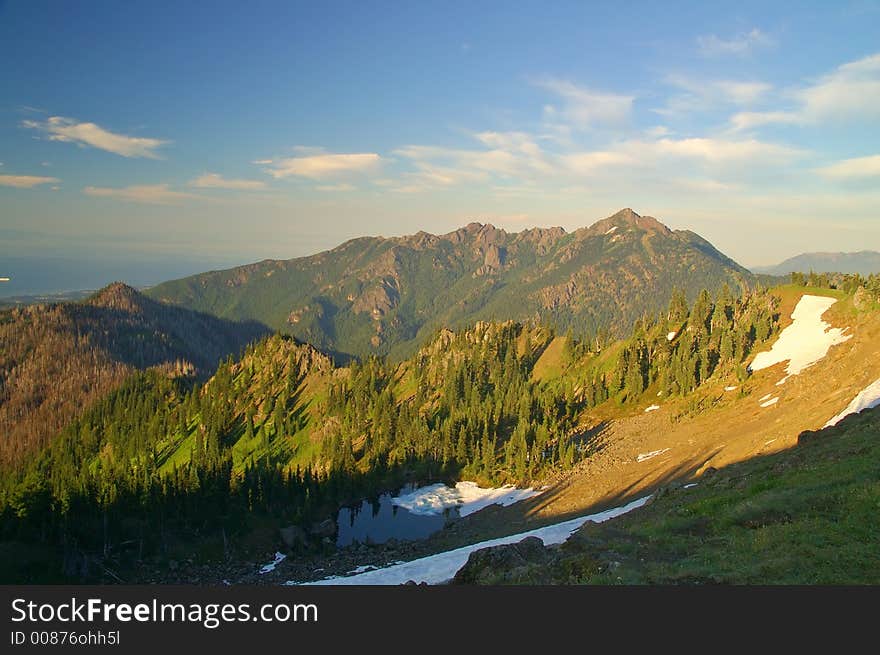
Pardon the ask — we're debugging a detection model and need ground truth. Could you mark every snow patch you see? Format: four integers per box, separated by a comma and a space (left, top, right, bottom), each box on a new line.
391, 481, 542, 518
258, 552, 286, 575
644, 404, 660, 413
605, 226, 619, 235
760, 397, 779, 408
749, 295, 851, 377
759, 393, 773, 402
724, 386, 738, 391
824, 377, 880, 428
637, 448, 669, 463
299, 496, 651, 585
666, 331, 677, 341
683, 483, 698, 489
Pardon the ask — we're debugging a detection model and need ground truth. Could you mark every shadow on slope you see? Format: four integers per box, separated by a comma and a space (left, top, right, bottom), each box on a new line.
452, 405, 880, 584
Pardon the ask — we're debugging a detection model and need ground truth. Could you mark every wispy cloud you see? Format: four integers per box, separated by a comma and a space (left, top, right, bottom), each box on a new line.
0, 174, 60, 188
316, 183, 356, 192
697, 28, 774, 57
189, 172, 267, 190
562, 151, 634, 174
656, 75, 771, 117
817, 154, 880, 179
84, 184, 198, 204
534, 78, 633, 128
22, 116, 169, 158
729, 110, 801, 131
391, 132, 556, 193
260, 151, 381, 179
634, 136, 803, 164
730, 52, 880, 131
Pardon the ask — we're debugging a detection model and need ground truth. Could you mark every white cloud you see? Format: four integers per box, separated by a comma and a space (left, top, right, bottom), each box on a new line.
697, 28, 774, 57
645, 126, 672, 138
562, 150, 635, 174
534, 78, 633, 128
390, 132, 557, 193
84, 184, 198, 204
656, 75, 771, 117
22, 116, 168, 158
798, 52, 880, 121
639, 137, 803, 164
817, 154, 880, 179
316, 183, 356, 192
730, 52, 880, 131
671, 177, 739, 193
0, 174, 60, 188
729, 110, 802, 131
189, 172, 267, 190
714, 80, 772, 105
261, 152, 381, 179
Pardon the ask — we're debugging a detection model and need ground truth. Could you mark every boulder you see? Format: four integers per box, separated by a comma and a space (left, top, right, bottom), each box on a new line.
279, 525, 308, 550
309, 518, 337, 538
452, 536, 552, 584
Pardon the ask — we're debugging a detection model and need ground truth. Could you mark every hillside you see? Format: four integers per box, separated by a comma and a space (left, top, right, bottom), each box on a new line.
297, 279, 880, 585
755, 251, 880, 276
0, 282, 268, 468
147, 209, 754, 358
0, 281, 790, 582
453, 403, 880, 584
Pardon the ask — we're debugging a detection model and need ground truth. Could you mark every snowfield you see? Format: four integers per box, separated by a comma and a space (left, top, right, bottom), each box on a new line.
297, 496, 651, 585
824, 377, 880, 427
391, 481, 542, 517
749, 295, 851, 377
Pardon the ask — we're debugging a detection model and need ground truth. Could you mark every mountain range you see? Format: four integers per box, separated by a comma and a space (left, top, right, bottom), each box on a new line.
754, 251, 880, 276
3, 209, 879, 585
147, 209, 754, 358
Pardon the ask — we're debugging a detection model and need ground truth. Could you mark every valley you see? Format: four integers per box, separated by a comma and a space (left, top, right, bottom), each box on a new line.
1, 212, 879, 586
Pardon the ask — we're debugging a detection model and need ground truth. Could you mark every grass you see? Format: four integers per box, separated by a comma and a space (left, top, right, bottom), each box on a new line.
467, 404, 880, 584
531, 336, 568, 382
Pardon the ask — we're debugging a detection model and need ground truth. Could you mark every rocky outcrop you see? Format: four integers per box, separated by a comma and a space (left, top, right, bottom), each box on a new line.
452, 536, 553, 584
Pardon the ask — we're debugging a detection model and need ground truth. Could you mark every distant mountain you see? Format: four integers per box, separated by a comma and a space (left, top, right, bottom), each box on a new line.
0, 283, 268, 468
754, 251, 880, 276
147, 209, 754, 358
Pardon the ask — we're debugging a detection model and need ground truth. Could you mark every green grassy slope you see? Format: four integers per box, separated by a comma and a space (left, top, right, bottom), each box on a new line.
456, 404, 880, 585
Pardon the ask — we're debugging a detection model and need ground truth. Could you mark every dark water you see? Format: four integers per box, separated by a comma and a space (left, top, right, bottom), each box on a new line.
336, 485, 460, 547
0, 254, 246, 297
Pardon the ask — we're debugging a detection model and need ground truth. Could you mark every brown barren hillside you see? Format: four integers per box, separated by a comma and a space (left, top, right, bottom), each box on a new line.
0, 283, 268, 468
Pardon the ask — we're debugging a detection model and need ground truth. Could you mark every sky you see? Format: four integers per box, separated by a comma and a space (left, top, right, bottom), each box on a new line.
1, 0, 879, 294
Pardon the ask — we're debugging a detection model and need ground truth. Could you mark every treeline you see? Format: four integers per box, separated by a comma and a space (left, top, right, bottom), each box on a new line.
789, 271, 880, 304
319, 322, 582, 484
594, 285, 780, 402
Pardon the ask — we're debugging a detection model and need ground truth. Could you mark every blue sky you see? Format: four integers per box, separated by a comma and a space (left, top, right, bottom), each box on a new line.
1, 0, 879, 292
